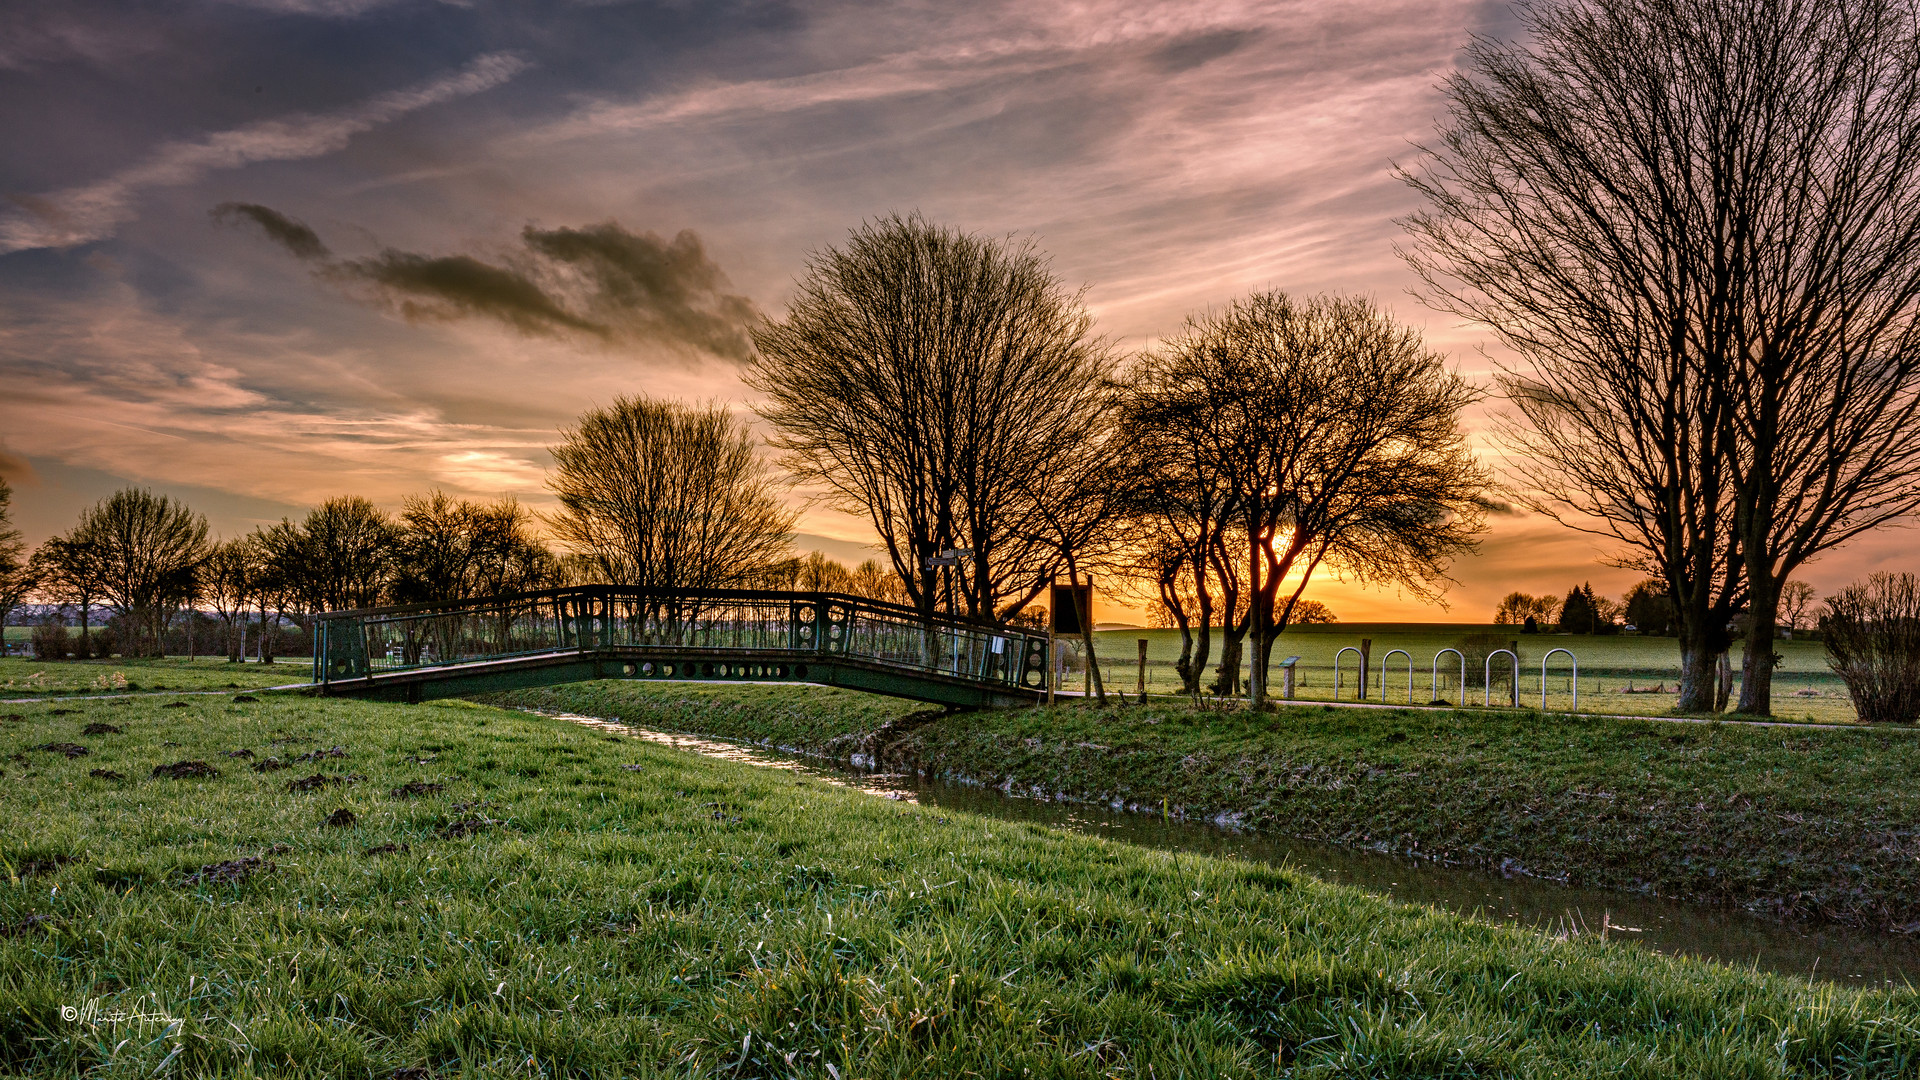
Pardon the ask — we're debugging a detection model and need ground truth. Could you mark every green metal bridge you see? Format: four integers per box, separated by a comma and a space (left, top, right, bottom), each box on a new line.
312, 585, 1052, 708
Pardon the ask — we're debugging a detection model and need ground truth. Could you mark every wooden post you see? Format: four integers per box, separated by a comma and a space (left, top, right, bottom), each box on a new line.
1360, 638, 1372, 701
1052, 626, 1067, 703
1136, 638, 1148, 698
1510, 639, 1521, 707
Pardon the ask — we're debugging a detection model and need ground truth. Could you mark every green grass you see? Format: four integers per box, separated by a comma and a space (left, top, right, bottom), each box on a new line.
0, 656, 311, 697
1089, 626, 1856, 722
496, 681, 1920, 931
5, 694, 1918, 1076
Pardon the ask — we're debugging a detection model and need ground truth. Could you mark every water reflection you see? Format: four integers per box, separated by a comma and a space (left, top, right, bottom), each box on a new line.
562, 713, 1920, 987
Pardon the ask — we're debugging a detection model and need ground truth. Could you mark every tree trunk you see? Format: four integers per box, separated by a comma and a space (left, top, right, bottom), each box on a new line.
1211, 624, 1244, 698
1737, 562, 1781, 716
1247, 528, 1268, 706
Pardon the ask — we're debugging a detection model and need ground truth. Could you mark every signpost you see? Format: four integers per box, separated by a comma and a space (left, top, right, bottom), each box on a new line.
1049, 580, 1093, 699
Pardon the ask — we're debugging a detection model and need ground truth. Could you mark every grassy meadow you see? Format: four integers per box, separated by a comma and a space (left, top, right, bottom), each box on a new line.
498, 680, 1920, 930
0, 656, 312, 697
5, 691, 1919, 1076
1086, 626, 1856, 722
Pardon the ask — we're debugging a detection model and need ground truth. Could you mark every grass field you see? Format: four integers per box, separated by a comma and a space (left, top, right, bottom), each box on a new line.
1086, 625, 1856, 722
4, 693, 1918, 1076
0, 656, 313, 697
495, 680, 1920, 931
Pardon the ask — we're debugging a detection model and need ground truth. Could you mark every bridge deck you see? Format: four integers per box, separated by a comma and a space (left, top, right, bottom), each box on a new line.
312, 586, 1051, 709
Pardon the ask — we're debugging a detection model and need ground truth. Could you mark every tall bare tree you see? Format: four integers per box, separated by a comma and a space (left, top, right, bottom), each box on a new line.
1116, 361, 1241, 697
548, 396, 795, 591
748, 214, 1114, 626
1402, 0, 1920, 714
77, 488, 208, 656
1135, 293, 1491, 706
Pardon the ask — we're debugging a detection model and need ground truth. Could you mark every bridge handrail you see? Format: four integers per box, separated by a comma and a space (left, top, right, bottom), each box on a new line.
312, 585, 1051, 694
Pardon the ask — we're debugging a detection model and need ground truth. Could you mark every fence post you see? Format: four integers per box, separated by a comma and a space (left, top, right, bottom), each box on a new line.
1137, 638, 1148, 698
1360, 638, 1372, 700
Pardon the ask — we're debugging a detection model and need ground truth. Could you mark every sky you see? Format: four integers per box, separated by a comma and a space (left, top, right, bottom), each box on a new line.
2, 0, 1913, 623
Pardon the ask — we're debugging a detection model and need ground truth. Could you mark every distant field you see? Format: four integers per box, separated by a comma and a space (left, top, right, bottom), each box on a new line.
1086, 624, 1854, 722
0, 656, 313, 696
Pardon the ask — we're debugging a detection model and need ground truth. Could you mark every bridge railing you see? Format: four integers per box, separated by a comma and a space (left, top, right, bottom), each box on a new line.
313, 585, 1051, 694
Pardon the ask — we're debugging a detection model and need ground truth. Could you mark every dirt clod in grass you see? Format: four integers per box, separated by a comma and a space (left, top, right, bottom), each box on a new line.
81, 722, 123, 735
325, 808, 358, 828
3, 713, 23, 722
365, 842, 411, 857
294, 745, 350, 762
286, 772, 362, 793
232, 694, 259, 703
252, 757, 290, 772
389, 780, 444, 799
14, 854, 76, 878
437, 814, 491, 841
223, 748, 255, 759
162, 702, 189, 709
387, 1066, 434, 1080
1, 913, 59, 938
151, 760, 219, 780
407, 754, 437, 764
33, 742, 89, 758
619, 764, 646, 771
88, 768, 125, 780
265, 843, 293, 855
180, 856, 271, 887
48, 709, 74, 716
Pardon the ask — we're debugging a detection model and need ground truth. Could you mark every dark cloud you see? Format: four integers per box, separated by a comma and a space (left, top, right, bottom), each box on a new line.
212, 202, 331, 260
328, 250, 605, 338
220, 205, 757, 361
1149, 28, 1263, 74
522, 223, 758, 362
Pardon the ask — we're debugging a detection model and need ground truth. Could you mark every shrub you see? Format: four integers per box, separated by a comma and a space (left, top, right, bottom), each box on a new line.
1451, 632, 1522, 695
29, 616, 69, 661
1822, 573, 1920, 724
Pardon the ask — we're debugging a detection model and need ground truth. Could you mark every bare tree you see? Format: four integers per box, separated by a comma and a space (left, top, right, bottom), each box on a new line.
748, 214, 1114, 626
29, 534, 106, 658
1494, 592, 1562, 627
201, 537, 262, 662
1115, 357, 1242, 697
1779, 580, 1817, 635
547, 396, 795, 591
297, 496, 397, 612
1401, 0, 1920, 715
250, 521, 307, 663
0, 479, 34, 640
77, 488, 208, 656
393, 491, 557, 604
1140, 293, 1491, 706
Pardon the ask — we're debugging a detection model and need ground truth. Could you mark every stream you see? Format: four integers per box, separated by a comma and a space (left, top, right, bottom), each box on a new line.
561, 713, 1920, 987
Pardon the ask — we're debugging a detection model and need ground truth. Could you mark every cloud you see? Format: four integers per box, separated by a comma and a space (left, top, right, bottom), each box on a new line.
212, 203, 331, 260
225, 206, 759, 361
521, 223, 760, 362
0, 51, 529, 254
0, 448, 37, 487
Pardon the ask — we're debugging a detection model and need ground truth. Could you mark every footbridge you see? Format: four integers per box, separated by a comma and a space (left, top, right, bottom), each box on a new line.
312, 585, 1052, 708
